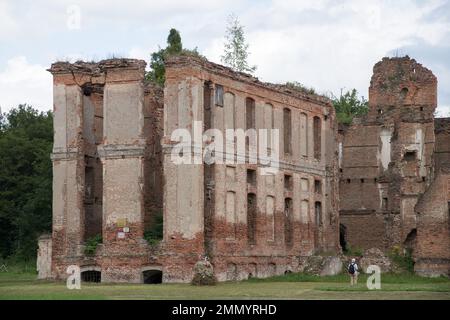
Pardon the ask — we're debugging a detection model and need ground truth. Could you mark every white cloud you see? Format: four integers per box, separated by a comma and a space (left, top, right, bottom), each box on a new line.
0, 0, 449, 114
0, 1, 19, 38
0, 56, 52, 113
203, 0, 450, 101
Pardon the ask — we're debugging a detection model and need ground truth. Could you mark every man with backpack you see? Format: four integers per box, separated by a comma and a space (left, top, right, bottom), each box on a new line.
348, 258, 359, 285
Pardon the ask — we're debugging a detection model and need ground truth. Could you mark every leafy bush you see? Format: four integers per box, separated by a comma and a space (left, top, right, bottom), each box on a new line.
84, 234, 102, 256
332, 89, 369, 124
284, 81, 317, 95
389, 247, 415, 273
144, 211, 163, 246
344, 245, 363, 257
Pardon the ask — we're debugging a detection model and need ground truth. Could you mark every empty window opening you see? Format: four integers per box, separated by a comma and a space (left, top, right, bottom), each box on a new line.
245, 98, 255, 130
215, 84, 224, 107
203, 81, 213, 130
400, 87, 409, 100
313, 116, 321, 160
283, 108, 292, 155
382, 197, 388, 211
266, 196, 275, 241
247, 193, 257, 245
84, 159, 102, 241
247, 169, 256, 186
81, 270, 101, 283
404, 151, 417, 162
284, 198, 293, 246
314, 179, 322, 194
403, 229, 417, 260
284, 174, 293, 191
143, 270, 162, 284
226, 191, 237, 239
346, 179, 351, 183
315, 201, 322, 226
360, 178, 365, 183
420, 106, 424, 111
339, 223, 347, 252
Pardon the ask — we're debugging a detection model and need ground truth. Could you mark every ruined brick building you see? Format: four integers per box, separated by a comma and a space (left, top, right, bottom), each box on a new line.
37, 55, 449, 283
339, 57, 450, 277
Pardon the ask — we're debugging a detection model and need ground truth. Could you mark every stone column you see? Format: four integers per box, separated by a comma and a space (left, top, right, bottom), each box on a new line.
48, 68, 85, 278
98, 59, 148, 283
162, 66, 205, 282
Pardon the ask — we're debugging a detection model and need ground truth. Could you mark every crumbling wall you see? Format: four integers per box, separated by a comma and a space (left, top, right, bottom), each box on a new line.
340, 57, 437, 253
435, 118, 450, 171
48, 59, 159, 282
163, 55, 339, 282
414, 171, 450, 276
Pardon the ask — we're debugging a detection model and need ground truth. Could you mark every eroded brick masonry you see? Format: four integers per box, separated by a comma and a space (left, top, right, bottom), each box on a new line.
37, 55, 449, 282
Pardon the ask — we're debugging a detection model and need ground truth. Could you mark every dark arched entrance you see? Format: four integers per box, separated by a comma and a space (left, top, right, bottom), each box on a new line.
143, 270, 163, 284
339, 223, 348, 252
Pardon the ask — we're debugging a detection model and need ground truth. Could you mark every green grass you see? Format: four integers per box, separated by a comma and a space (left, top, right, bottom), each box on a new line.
0, 272, 448, 300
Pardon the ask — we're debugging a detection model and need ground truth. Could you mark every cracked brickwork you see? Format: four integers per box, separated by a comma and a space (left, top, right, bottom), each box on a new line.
41, 55, 448, 282
339, 56, 449, 276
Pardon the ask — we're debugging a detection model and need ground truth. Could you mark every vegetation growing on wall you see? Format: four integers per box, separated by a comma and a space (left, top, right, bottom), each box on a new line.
144, 211, 163, 246
84, 234, 102, 256
332, 88, 369, 124
146, 28, 205, 86
221, 14, 257, 74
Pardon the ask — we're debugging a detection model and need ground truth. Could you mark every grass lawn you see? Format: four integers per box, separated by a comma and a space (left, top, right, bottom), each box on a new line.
0, 272, 449, 300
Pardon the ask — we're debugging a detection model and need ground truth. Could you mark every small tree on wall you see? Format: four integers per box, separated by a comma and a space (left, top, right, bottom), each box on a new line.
221, 14, 257, 74
332, 89, 369, 124
146, 28, 204, 86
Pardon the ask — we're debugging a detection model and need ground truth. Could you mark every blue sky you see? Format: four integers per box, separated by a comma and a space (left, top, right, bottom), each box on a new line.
0, 0, 449, 115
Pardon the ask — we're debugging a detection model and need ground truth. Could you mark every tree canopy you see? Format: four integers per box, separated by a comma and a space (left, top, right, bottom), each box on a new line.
146, 28, 203, 86
332, 89, 369, 124
221, 14, 256, 74
0, 105, 53, 260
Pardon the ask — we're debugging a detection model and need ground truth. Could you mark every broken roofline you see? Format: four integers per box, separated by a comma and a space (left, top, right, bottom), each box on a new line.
47, 54, 332, 108
47, 58, 147, 75
165, 54, 333, 107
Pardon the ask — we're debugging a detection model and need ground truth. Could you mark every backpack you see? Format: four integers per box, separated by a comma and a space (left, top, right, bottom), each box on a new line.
348, 263, 355, 274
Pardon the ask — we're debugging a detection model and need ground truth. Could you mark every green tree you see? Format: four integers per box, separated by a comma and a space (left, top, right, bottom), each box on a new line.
221, 14, 256, 74
0, 105, 53, 260
146, 28, 203, 86
332, 89, 369, 124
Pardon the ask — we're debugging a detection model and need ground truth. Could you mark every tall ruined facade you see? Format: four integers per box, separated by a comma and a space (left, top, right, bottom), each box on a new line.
47, 59, 164, 282
43, 56, 339, 283
162, 56, 339, 281
40, 55, 448, 282
339, 57, 449, 276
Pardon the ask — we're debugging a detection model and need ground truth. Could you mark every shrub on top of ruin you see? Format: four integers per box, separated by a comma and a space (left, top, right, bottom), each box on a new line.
146, 28, 205, 86
284, 81, 318, 95
220, 14, 257, 74
144, 211, 163, 246
332, 89, 369, 125
84, 234, 102, 256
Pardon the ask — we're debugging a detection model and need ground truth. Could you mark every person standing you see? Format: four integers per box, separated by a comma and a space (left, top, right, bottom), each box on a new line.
348, 258, 359, 285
